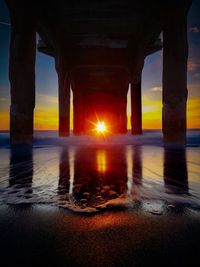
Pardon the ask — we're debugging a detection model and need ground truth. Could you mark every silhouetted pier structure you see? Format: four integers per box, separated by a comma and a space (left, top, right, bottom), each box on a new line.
6, 0, 191, 145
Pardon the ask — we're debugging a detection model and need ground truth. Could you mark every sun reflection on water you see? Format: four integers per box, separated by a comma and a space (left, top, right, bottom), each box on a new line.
96, 150, 107, 174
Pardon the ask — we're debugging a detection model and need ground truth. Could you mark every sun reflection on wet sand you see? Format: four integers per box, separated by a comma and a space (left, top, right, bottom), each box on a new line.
69, 147, 76, 194
96, 149, 107, 174
126, 145, 133, 195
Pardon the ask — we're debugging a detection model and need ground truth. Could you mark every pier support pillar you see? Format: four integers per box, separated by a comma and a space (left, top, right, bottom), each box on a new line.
72, 68, 129, 134
162, 2, 191, 146
55, 56, 70, 136
73, 91, 84, 135
118, 90, 128, 134
7, 1, 36, 144
131, 82, 142, 135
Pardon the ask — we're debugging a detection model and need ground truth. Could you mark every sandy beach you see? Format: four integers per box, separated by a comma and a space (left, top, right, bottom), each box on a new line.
0, 204, 200, 267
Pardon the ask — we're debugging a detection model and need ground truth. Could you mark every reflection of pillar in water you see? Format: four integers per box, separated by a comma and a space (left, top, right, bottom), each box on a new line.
9, 146, 33, 192
68, 147, 76, 195
126, 145, 142, 206
126, 145, 133, 194
100, 147, 127, 196
164, 148, 188, 193
133, 146, 142, 186
126, 146, 143, 189
58, 149, 70, 195
73, 147, 100, 201
72, 147, 127, 206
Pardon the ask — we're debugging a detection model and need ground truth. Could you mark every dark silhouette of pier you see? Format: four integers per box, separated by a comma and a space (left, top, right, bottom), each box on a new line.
6, 0, 192, 145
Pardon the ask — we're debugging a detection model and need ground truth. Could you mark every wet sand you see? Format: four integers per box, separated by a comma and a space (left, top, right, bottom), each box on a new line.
0, 205, 200, 267
0, 131, 200, 266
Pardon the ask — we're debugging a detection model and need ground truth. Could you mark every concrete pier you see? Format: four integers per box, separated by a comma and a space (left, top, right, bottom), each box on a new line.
131, 82, 142, 135
6, 0, 192, 145
162, 1, 191, 146
55, 54, 70, 136
7, 0, 36, 144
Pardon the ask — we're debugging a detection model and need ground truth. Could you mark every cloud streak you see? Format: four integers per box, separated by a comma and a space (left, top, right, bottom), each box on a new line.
0, 21, 10, 26
188, 59, 200, 71
151, 87, 162, 92
189, 26, 200, 33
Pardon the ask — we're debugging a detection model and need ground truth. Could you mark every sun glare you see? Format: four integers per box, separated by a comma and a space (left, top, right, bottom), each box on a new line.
96, 121, 106, 133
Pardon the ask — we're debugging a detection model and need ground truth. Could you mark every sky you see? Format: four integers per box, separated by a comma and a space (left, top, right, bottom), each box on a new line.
0, 0, 200, 130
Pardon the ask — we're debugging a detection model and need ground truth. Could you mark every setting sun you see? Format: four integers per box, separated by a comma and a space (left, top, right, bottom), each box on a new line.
96, 121, 106, 133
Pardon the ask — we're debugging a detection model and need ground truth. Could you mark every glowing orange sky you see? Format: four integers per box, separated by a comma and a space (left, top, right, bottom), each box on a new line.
0, 90, 199, 131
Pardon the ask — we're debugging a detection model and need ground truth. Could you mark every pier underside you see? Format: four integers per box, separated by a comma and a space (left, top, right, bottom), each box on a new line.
6, 0, 192, 145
